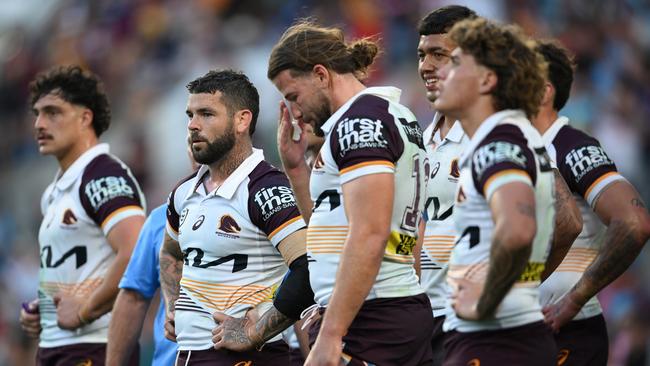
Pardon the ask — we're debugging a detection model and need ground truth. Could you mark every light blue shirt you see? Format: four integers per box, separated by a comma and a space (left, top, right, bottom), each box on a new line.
119, 205, 176, 365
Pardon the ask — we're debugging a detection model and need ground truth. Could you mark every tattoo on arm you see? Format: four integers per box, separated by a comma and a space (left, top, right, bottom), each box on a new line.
160, 236, 183, 311
253, 307, 294, 344
476, 240, 531, 319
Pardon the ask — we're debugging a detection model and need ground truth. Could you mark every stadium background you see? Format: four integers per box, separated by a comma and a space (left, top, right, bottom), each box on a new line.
1, 0, 649, 364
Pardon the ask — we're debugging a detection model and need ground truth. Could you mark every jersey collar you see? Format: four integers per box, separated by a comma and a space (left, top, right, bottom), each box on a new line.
53, 143, 109, 191
425, 113, 464, 146
541, 116, 569, 146
187, 148, 265, 200
459, 109, 525, 167
320, 86, 402, 135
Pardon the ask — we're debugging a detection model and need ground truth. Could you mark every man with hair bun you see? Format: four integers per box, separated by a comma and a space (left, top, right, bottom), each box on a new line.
433, 19, 556, 365
212, 20, 434, 366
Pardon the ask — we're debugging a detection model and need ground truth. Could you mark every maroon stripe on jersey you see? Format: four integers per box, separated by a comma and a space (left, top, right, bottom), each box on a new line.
471, 124, 537, 196
166, 170, 200, 234
247, 161, 303, 242
79, 154, 143, 226
552, 125, 619, 198
329, 94, 405, 171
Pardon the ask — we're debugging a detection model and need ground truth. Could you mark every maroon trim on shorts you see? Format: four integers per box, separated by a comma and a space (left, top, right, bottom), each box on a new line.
308, 293, 434, 366
443, 321, 556, 366
554, 314, 608, 366
37, 342, 139, 366
175, 340, 289, 365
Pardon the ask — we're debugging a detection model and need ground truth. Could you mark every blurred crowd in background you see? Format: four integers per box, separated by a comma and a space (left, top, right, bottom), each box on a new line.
1, 0, 649, 364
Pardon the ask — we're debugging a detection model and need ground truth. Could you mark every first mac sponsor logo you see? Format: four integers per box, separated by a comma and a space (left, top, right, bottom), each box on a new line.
336, 117, 388, 156
564, 145, 613, 181
254, 186, 296, 221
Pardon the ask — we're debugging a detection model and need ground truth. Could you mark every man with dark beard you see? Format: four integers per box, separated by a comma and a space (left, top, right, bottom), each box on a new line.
159, 70, 312, 365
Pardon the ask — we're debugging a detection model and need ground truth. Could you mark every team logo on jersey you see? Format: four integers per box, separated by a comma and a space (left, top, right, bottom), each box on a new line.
336, 117, 388, 156
472, 141, 527, 179
179, 208, 189, 228
61, 208, 78, 228
565, 145, 614, 181
456, 186, 466, 203
430, 162, 440, 179
216, 214, 241, 239
557, 349, 570, 365
253, 185, 297, 221
75, 360, 92, 366
84, 176, 135, 211
313, 152, 325, 170
192, 215, 205, 230
467, 359, 480, 366
450, 159, 460, 179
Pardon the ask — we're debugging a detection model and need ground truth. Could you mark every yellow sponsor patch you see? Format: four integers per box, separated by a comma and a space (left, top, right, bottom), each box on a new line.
518, 262, 545, 282
386, 231, 417, 256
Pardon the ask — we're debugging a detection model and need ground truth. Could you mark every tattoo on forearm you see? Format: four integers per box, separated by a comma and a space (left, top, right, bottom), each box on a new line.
476, 240, 531, 318
254, 307, 294, 344
579, 219, 642, 299
159, 252, 182, 310
631, 198, 646, 208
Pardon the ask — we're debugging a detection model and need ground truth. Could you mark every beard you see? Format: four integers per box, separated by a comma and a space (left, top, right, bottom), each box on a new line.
309, 90, 332, 138
190, 123, 236, 165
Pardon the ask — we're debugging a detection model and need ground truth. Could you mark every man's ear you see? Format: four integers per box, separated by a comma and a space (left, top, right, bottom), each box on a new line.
234, 109, 253, 135
478, 68, 498, 95
80, 108, 94, 132
541, 81, 555, 106
312, 64, 331, 89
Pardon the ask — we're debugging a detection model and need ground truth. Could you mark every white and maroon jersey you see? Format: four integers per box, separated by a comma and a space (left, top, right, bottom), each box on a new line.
307, 87, 426, 306
166, 149, 306, 351
538, 117, 626, 320
444, 110, 555, 332
420, 115, 469, 317
38, 143, 145, 347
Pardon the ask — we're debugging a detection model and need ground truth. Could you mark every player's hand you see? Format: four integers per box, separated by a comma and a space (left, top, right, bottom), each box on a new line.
212, 309, 262, 351
542, 292, 583, 332
304, 333, 344, 366
53, 294, 85, 330
19, 298, 41, 338
450, 277, 483, 321
164, 309, 177, 342
277, 101, 309, 172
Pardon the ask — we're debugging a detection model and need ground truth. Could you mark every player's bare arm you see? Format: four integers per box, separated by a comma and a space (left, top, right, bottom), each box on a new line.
56, 215, 144, 330
307, 173, 393, 365
544, 181, 650, 330
414, 217, 425, 279
542, 169, 582, 280
212, 229, 310, 351
159, 231, 183, 342
277, 101, 314, 223
106, 289, 151, 365
453, 182, 536, 320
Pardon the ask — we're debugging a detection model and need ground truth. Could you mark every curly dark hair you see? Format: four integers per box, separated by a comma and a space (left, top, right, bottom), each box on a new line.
418, 5, 478, 36
29, 65, 111, 137
535, 40, 575, 111
186, 69, 260, 136
448, 18, 547, 118
267, 20, 380, 81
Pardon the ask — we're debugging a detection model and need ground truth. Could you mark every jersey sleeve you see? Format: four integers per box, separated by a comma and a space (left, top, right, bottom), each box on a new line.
248, 165, 306, 247
79, 155, 145, 235
119, 205, 167, 298
329, 94, 405, 184
553, 125, 625, 207
471, 124, 537, 200
165, 171, 199, 241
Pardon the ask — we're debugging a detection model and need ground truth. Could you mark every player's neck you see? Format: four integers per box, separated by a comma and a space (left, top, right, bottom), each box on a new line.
57, 137, 98, 173
458, 100, 495, 139
532, 105, 558, 136
330, 74, 366, 112
437, 115, 455, 140
206, 140, 253, 189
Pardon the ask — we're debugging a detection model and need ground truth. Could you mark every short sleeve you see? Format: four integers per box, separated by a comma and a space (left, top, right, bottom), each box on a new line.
165, 171, 199, 241
247, 164, 306, 247
553, 125, 625, 206
79, 155, 145, 235
471, 124, 537, 200
329, 95, 405, 184
119, 205, 167, 298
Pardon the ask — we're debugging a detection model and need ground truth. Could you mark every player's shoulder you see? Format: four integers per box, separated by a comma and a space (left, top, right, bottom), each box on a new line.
171, 169, 202, 198
247, 160, 290, 191
82, 153, 131, 180
552, 124, 601, 152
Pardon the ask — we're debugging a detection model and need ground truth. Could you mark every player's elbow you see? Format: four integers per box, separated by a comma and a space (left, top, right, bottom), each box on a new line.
566, 211, 583, 242
495, 222, 536, 250
635, 212, 650, 245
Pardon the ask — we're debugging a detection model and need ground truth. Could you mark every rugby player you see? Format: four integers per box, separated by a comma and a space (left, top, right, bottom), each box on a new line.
160, 70, 311, 365
534, 40, 650, 366
433, 19, 556, 365
19, 65, 145, 365
213, 20, 433, 366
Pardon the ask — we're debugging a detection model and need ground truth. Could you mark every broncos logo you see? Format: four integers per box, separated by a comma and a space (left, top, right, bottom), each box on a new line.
62, 209, 78, 225
75, 359, 92, 366
218, 215, 241, 234
450, 158, 460, 178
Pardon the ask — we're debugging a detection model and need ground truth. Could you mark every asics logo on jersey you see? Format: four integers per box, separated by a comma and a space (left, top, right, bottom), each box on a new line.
192, 215, 205, 230
472, 141, 527, 179
565, 145, 613, 181
61, 208, 78, 226
218, 215, 241, 234
253, 186, 296, 220
336, 117, 387, 155
84, 176, 135, 211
